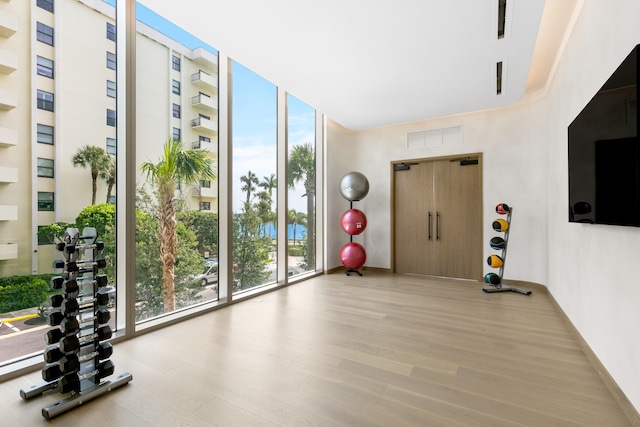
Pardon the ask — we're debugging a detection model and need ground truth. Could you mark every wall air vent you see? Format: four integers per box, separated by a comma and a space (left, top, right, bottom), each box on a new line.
498, 0, 507, 39
407, 125, 462, 149
496, 61, 503, 95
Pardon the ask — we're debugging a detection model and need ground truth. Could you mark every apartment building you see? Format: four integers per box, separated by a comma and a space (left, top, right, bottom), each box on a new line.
0, 0, 218, 277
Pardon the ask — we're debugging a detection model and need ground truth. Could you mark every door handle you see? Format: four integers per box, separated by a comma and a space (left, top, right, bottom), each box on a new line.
428, 212, 432, 240
436, 212, 440, 241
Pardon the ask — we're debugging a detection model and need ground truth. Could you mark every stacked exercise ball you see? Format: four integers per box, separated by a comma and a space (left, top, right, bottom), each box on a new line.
339, 172, 370, 273
485, 202, 511, 285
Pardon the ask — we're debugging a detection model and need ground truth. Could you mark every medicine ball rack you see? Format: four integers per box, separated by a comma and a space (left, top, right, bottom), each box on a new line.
19, 227, 132, 419
482, 206, 532, 295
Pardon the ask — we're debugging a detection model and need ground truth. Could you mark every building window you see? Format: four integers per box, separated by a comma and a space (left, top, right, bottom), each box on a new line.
200, 180, 211, 188
107, 52, 116, 70
172, 127, 180, 141
37, 0, 54, 13
106, 22, 116, 41
36, 22, 54, 46
172, 79, 180, 95
106, 138, 117, 155
172, 103, 181, 118
36, 56, 54, 78
37, 225, 54, 245
37, 158, 54, 178
37, 90, 54, 111
107, 80, 116, 98
200, 136, 210, 143
172, 55, 181, 71
107, 109, 116, 126
38, 192, 54, 211
199, 202, 210, 211
37, 124, 54, 145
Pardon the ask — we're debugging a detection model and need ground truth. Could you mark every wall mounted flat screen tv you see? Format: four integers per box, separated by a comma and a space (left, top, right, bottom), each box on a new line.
568, 44, 639, 226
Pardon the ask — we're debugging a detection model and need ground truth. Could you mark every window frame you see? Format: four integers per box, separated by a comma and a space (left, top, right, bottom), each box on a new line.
172, 127, 181, 141
199, 201, 211, 211
106, 137, 117, 155
36, 22, 54, 46
107, 109, 116, 127
37, 124, 54, 145
172, 79, 180, 95
36, 56, 54, 79
172, 55, 181, 71
107, 52, 116, 70
107, 80, 116, 98
172, 103, 181, 118
37, 158, 54, 178
37, 192, 55, 211
37, 0, 54, 13
106, 22, 116, 41
37, 90, 54, 112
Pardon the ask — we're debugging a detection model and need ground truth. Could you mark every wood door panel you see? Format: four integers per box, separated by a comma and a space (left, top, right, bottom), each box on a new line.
394, 162, 432, 274
432, 160, 482, 279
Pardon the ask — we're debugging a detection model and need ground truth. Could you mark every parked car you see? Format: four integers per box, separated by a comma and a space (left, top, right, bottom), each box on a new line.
193, 263, 218, 286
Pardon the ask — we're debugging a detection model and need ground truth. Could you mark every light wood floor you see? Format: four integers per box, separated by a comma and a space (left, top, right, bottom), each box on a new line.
0, 272, 635, 426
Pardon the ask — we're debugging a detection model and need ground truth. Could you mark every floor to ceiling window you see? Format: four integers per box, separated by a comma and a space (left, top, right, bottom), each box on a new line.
231, 61, 278, 294
287, 94, 316, 277
0, 0, 321, 376
0, 0, 119, 366
134, 2, 220, 323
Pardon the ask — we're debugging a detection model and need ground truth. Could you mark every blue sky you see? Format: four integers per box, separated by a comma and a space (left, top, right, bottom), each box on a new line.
106, 1, 316, 214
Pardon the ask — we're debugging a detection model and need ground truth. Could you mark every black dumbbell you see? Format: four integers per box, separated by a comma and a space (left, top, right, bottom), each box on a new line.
59, 325, 112, 353
50, 274, 109, 291
56, 242, 105, 253
53, 259, 107, 271
42, 362, 64, 382
49, 294, 64, 308
60, 293, 110, 315
43, 341, 112, 364
58, 360, 115, 393
59, 342, 114, 373
59, 308, 111, 335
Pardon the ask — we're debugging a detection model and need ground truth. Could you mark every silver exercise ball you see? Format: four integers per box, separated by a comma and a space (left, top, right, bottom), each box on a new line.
339, 172, 370, 201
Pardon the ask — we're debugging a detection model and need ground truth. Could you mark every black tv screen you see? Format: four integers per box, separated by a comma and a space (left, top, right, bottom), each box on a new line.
568, 44, 639, 226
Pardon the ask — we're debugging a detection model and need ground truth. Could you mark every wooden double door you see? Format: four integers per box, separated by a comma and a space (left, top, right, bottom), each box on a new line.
393, 156, 482, 280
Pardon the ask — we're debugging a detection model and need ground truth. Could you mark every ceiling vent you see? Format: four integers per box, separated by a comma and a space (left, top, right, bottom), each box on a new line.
498, 0, 507, 39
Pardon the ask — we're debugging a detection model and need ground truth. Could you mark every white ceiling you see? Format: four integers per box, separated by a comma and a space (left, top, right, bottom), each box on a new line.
139, 0, 580, 130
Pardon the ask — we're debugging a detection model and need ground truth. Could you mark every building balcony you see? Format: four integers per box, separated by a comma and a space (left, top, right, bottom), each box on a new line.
191, 186, 218, 199
189, 47, 218, 67
0, 243, 17, 260
191, 116, 217, 133
191, 70, 217, 90
0, 10, 17, 38
0, 48, 17, 74
0, 166, 18, 183
0, 205, 17, 221
0, 126, 17, 147
0, 88, 17, 110
191, 93, 217, 112
191, 139, 216, 151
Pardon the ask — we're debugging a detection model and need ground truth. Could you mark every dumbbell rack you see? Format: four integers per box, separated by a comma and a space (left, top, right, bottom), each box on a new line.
19, 227, 132, 419
482, 207, 532, 295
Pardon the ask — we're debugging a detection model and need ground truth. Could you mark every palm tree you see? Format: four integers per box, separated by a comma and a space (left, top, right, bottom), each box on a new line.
259, 174, 277, 198
140, 138, 216, 313
240, 171, 259, 205
72, 145, 111, 205
101, 155, 116, 204
288, 209, 298, 245
288, 143, 315, 266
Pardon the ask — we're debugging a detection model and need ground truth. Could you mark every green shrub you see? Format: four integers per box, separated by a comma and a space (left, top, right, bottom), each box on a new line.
0, 276, 51, 313
288, 245, 306, 257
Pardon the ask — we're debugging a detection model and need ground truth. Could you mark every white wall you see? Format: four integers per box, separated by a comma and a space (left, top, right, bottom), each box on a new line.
325, 0, 640, 413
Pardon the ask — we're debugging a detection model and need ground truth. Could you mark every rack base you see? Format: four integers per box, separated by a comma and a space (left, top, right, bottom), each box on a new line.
482, 285, 532, 295
345, 268, 363, 276
41, 372, 132, 420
